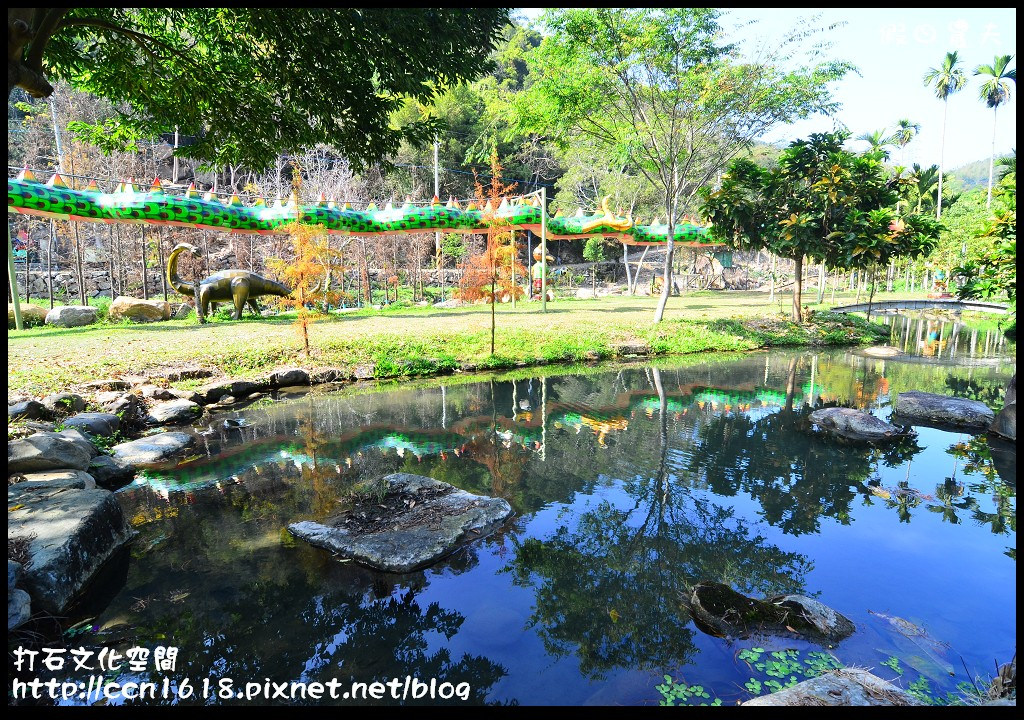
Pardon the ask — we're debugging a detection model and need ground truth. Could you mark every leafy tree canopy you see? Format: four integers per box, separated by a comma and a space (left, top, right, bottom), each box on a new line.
7, 8, 510, 170
700, 131, 941, 320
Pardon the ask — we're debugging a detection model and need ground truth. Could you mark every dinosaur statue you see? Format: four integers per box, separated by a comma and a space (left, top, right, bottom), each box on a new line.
167, 243, 291, 320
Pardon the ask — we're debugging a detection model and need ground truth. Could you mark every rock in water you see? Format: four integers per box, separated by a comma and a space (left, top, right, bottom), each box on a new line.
111, 432, 194, 465
44, 305, 98, 328
990, 399, 1015, 443
743, 669, 921, 706
88, 455, 136, 489
686, 582, 855, 642
892, 391, 994, 430
289, 473, 513, 572
861, 345, 902, 357
8, 432, 93, 472
7, 484, 133, 614
9, 470, 97, 490
146, 399, 202, 425
809, 407, 906, 443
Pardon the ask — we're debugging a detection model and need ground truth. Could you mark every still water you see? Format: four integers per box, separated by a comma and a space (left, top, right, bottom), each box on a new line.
59, 315, 1022, 704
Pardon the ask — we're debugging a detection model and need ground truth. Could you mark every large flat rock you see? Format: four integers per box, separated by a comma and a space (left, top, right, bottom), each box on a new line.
146, 399, 202, 425
743, 668, 921, 706
8, 432, 93, 473
45, 305, 98, 328
289, 473, 513, 572
63, 412, 120, 437
111, 432, 194, 466
892, 391, 995, 430
7, 484, 133, 614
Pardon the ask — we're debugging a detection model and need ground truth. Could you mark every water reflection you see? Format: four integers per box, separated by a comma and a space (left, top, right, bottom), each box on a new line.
22, 329, 1015, 706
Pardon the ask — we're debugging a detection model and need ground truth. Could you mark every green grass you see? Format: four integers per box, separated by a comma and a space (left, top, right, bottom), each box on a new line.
8, 291, 897, 396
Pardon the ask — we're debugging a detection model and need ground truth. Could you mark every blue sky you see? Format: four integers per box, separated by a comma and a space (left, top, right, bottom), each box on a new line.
516, 8, 1017, 171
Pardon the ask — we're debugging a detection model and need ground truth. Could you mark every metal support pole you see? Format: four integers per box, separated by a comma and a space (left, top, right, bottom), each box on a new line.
8, 221, 24, 330
433, 137, 445, 302
540, 186, 548, 313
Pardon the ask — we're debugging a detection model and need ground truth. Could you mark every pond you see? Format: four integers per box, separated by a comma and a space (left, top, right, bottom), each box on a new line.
49, 313, 1020, 705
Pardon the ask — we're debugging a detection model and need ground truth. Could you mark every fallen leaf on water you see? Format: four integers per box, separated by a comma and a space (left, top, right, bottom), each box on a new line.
9, 504, 25, 511
786, 625, 797, 632
609, 608, 620, 623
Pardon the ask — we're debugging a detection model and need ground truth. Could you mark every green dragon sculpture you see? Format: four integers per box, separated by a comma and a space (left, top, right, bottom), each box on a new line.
167, 243, 291, 320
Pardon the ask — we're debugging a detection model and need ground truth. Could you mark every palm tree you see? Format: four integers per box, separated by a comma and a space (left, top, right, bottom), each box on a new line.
910, 163, 940, 213
975, 55, 1016, 208
924, 51, 967, 220
889, 119, 921, 165
857, 129, 894, 159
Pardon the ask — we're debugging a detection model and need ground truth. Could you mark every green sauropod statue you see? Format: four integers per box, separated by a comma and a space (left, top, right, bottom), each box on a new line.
167, 243, 291, 320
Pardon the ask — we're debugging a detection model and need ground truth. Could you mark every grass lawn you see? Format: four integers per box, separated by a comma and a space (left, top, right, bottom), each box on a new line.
8, 290, 906, 396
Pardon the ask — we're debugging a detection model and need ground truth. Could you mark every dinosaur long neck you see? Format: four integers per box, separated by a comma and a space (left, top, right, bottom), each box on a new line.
167, 247, 195, 296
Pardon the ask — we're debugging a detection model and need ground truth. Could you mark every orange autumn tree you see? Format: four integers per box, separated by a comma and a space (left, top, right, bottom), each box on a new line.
457, 148, 526, 354
267, 167, 338, 357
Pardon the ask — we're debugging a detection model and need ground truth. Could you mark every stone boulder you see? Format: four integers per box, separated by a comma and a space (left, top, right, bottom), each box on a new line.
990, 374, 1016, 443
41, 393, 86, 415
810, 407, 907, 443
8, 400, 51, 422
8, 432, 92, 473
81, 379, 131, 391
289, 473, 513, 572
87, 455, 136, 489
138, 384, 177, 401
108, 296, 171, 323
44, 305, 98, 328
146, 399, 202, 425
9, 470, 97, 490
270, 367, 309, 387
198, 379, 263, 404
990, 403, 1016, 443
861, 346, 902, 357
9, 588, 31, 631
7, 484, 133, 614
9, 303, 48, 328
685, 582, 855, 643
111, 432, 194, 466
55, 429, 100, 458
309, 367, 349, 384
173, 303, 194, 319
99, 394, 147, 428
892, 391, 995, 430
63, 412, 120, 438
743, 669, 921, 706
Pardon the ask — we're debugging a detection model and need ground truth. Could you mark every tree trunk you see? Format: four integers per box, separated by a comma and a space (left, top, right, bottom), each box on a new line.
72, 223, 86, 305
791, 255, 803, 322
158, 229, 168, 301
47, 220, 55, 309
986, 106, 998, 208
866, 265, 877, 320
623, 242, 632, 291
108, 227, 115, 299
816, 262, 825, 304
937, 99, 948, 220
768, 254, 776, 303
653, 183, 676, 323
140, 227, 149, 299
